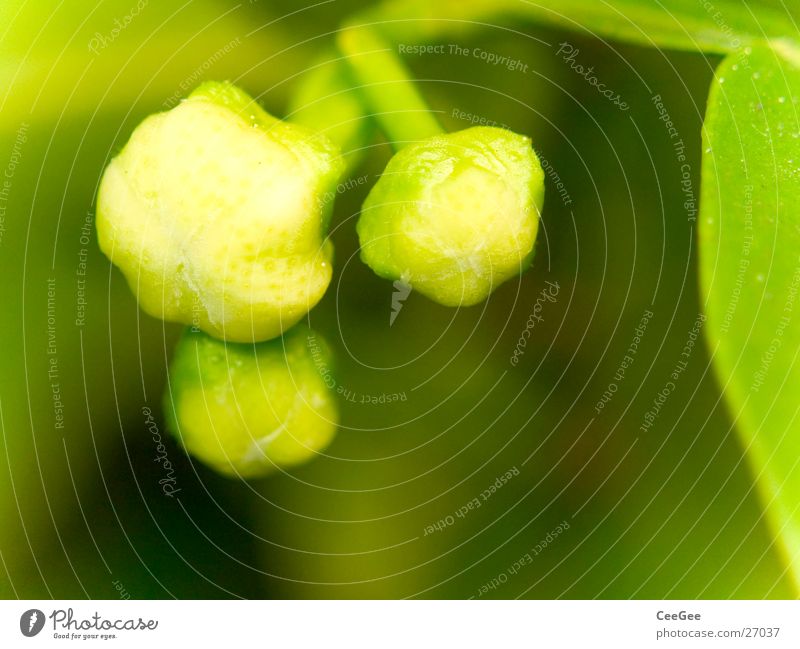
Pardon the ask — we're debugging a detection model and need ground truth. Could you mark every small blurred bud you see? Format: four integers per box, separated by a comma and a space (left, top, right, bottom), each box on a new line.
163, 325, 338, 478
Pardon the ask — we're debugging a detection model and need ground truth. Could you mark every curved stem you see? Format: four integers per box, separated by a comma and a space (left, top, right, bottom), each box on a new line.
286, 52, 374, 171
337, 24, 444, 149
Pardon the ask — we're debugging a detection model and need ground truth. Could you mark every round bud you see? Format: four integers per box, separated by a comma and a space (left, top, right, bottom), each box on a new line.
163, 325, 338, 478
357, 126, 545, 306
97, 81, 344, 342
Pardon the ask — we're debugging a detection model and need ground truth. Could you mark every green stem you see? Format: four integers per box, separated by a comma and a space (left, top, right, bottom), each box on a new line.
337, 24, 444, 148
286, 53, 373, 171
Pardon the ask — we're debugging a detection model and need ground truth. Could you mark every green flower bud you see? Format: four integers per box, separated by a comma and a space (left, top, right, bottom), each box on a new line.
357, 126, 545, 306
164, 325, 338, 478
97, 81, 344, 342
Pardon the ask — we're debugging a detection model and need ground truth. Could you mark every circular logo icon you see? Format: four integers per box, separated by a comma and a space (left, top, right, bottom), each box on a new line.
20, 609, 45, 637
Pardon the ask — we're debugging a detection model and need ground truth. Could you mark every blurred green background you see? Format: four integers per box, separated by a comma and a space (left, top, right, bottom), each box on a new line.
0, 0, 793, 598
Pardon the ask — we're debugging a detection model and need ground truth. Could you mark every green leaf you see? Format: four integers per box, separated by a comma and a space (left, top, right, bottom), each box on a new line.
366, 0, 798, 53
700, 41, 800, 592
512, 0, 798, 53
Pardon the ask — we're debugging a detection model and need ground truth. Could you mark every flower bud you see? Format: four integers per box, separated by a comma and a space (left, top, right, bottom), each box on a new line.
357, 126, 544, 305
97, 81, 344, 342
163, 325, 338, 478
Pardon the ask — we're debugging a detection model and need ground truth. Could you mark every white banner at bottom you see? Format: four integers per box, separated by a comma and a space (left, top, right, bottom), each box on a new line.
0, 600, 797, 648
